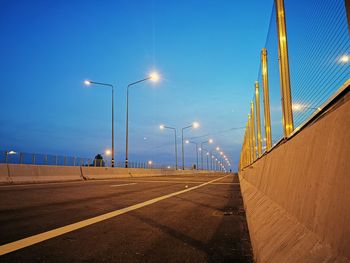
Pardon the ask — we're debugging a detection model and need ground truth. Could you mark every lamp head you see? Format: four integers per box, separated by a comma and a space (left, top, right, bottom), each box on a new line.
208, 139, 213, 144
159, 124, 165, 130
149, 71, 160, 82
84, 80, 91, 86
185, 140, 190, 144
192, 122, 199, 128
105, 149, 112, 156
339, 55, 349, 63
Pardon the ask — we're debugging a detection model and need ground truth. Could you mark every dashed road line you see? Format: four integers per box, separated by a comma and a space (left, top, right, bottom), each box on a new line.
110, 183, 137, 187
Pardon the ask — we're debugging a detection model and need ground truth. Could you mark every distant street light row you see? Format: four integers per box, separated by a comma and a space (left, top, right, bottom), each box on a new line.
84, 72, 231, 171
159, 122, 232, 171
84, 72, 160, 167
160, 122, 199, 170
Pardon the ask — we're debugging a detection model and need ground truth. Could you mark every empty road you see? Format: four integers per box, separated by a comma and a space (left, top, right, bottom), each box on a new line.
0, 173, 252, 262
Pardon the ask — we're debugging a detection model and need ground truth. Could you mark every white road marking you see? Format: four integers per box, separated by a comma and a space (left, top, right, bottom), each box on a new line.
0, 174, 230, 256
0, 178, 237, 188
0, 176, 231, 188
105, 179, 237, 185
110, 183, 137, 187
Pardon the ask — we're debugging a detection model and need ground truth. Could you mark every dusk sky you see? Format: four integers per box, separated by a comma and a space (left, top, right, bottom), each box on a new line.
1, 0, 277, 169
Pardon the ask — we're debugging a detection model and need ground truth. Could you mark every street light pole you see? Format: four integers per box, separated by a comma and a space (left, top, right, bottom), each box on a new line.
181, 122, 199, 170
206, 152, 209, 170
84, 80, 115, 167
200, 139, 213, 170
125, 72, 160, 168
160, 125, 178, 170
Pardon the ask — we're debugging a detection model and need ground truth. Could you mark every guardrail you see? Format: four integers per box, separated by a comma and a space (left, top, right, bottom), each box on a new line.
239, 0, 350, 170
0, 150, 194, 170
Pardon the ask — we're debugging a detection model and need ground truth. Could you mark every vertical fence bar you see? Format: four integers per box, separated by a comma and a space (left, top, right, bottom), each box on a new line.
246, 117, 250, 165
255, 81, 262, 157
261, 48, 273, 151
32, 154, 36, 165
275, 0, 294, 137
44, 155, 48, 165
250, 101, 256, 161
55, 156, 58, 166
19, 152, 23, 164
248, 114, 253, 164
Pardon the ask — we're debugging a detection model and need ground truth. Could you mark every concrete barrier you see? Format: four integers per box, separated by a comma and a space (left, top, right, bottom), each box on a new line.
0, 164, 225, 185
8, 164, 82, 184
81, 167, 165, 180
239, 90, 350, 262
0, 164, 10, 183
80, 167, 218, 180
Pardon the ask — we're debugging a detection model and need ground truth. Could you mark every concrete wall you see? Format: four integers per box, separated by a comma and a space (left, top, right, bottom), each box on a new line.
7, 164, 82, 183
239, 91, 350, 262
0, 164, 10, 183
0, 163, 221, 184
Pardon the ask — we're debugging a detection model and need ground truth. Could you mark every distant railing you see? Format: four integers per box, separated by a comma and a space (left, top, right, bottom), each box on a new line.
0, 150, 187, 170
239, 0, 350, 170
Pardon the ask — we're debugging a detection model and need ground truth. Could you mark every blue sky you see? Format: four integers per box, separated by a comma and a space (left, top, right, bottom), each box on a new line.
0, 0, 274, 169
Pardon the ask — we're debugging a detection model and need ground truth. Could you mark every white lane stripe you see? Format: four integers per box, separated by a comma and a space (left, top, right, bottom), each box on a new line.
0, 176, 232, 188
105, 179, 237, 185
110, 183, 137, 187
0, 174, 230, 256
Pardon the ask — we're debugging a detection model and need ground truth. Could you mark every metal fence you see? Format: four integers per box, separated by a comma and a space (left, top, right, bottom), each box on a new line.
0, 150, 171, 169
239, 0, 350, 169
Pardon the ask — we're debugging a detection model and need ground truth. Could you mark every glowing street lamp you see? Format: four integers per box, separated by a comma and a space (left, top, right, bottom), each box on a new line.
292, 103, 321, 112
339, 54, 350, 63
84, 80, 115, 167
181, 122, 199, 170
125, 71, 160, 168
160, 124, 178, 169
200, 139, 213, 170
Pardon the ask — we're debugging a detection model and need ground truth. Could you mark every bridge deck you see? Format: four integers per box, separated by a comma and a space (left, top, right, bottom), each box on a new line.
0, 174, 252, 262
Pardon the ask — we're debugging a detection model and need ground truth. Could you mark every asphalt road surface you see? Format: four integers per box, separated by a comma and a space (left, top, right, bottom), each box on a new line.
0, 173, 253, 262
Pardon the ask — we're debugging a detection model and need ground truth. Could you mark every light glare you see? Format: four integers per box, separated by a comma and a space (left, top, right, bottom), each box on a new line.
149, 71, 160, 82
192, 122, 200, 128
339, 55, 350, 63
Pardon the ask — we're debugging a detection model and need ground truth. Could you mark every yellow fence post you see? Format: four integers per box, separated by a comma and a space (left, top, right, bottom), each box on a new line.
248, 114, 253, 164
255, 81, 262, 157
250, 101, 256, 161
261, 48, 272, 151
275, 0, 294, 137
244, 121, 249, 166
